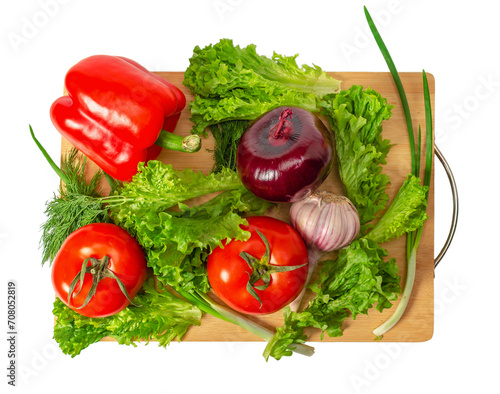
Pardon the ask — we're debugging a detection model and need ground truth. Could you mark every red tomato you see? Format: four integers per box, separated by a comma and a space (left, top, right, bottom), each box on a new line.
207, 216, 308, 315
51, 223, 147, 318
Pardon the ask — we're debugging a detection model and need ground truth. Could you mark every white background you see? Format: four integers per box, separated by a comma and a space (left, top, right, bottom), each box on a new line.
0, 0, 497, 393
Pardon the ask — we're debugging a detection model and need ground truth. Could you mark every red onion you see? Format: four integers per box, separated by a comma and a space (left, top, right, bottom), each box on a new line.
236, 106, 334, 203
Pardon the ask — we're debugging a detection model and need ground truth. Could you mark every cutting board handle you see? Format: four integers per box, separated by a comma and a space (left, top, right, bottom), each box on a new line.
434, 145, 459, 270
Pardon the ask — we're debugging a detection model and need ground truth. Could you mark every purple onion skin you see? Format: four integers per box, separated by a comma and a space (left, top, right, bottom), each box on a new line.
236, 106, 334, 203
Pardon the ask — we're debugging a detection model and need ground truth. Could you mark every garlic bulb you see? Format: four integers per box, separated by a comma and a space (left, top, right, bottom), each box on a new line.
288, 191, 360, 312
290, 191, 360, 252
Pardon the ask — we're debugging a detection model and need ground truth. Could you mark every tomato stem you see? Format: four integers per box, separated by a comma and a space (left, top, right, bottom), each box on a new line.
67, 255, 140, 310
239, 230, 307, 308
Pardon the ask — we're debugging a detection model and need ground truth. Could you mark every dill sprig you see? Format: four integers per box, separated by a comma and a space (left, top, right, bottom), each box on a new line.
40, 148, 111, 265
209, 120, 250, 173
30, 126, 112, 265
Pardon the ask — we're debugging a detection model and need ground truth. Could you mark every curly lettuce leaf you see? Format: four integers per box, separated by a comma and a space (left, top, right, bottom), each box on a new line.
262, 306, 312, 361
264, 171, 430, 360
365, 174, 429, 245
319, 85, 393, 227
110, 161, 244, 217
110, 161, 272, 293
188, 90, 319, 135
183, 38, 341, 134
138, 190, 271, 293
53, 280, 202, 357
184, 38, 340, 98
264, 239, 401, 361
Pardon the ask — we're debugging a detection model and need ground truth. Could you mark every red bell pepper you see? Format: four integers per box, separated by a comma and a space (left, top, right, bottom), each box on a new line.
50, 55, 200, 182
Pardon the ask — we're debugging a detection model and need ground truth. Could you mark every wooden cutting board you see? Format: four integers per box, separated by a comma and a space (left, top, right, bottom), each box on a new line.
61, 71, 435, 343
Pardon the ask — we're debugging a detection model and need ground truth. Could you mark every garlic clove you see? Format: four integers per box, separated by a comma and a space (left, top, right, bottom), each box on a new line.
288, 191, 361, 312
290, 191, 360, 253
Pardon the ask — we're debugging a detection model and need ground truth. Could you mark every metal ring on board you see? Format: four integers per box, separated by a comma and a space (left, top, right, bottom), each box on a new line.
434, 145, 459, 269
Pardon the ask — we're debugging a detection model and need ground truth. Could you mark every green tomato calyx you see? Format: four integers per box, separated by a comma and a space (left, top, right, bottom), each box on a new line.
67, 255, 140, 310
239, 230, 307, 308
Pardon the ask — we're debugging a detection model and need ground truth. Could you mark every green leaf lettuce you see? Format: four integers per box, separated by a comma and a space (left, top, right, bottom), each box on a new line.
264, 238, 401, 361
110, 161, 272, 294
183, 38, 341, 135
319, 85, 394, 227
53, 279, 202, 357
365, 174, 429, 245
264, 172, 429, 361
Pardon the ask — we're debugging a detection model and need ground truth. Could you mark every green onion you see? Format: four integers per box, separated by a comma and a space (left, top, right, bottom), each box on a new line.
363, 8, 417, 177
364, 6, 433, 338
177, 288, 315, 357
30, 124, 70, 185
423, 70, 434, 191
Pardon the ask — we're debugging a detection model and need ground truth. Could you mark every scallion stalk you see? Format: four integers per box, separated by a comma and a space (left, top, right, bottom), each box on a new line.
177, 288, 315, 357
363, 8, 417, 177
30, 125, 70, 185
364, 6, 433, 338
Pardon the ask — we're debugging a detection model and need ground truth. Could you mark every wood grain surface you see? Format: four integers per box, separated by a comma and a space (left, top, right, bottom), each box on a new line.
61, 71, 435, 343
